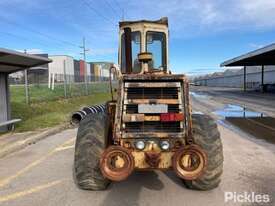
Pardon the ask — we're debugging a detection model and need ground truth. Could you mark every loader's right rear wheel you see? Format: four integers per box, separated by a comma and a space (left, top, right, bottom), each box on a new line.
74, 113, 111, 190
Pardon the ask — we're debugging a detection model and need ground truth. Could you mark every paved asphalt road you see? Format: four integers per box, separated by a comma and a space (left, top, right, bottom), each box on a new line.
0, 87, 275, 206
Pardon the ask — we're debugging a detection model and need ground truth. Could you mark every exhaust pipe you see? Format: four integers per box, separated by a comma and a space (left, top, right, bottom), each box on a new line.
100, 146, 134, 181
124, 27, 132, 74
71, 104, 105, 125
172, 144, 207, 180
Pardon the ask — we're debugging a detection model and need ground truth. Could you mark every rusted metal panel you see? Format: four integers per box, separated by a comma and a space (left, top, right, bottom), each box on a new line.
114, 79, 125, 141
144, 115, 160, 121
125, 99, 179, 104
123, 114, 162, 122
123, 73, 187, 81
125, 82, 181, 88
122, 114, 145, 122
122, 132, 184, 138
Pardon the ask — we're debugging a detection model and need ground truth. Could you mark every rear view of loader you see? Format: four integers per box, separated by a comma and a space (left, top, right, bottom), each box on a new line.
73, 17, 223, 191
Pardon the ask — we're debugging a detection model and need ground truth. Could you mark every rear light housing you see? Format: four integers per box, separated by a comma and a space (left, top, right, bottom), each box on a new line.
160, 113, 184, 122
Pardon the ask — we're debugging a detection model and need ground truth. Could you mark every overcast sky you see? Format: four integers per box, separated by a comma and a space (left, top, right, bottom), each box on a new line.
0, 0, 275, 74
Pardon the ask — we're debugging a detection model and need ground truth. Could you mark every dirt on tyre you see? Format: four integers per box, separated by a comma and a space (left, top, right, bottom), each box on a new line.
74, 112, 111, 190
183, 114, 223, 190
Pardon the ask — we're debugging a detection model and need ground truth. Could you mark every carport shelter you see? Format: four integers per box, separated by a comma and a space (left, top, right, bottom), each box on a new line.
221, 43, 275, 92
0, 48, 52, 132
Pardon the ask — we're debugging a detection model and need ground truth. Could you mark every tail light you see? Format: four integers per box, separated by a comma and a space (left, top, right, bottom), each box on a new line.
160, 113, 184, 122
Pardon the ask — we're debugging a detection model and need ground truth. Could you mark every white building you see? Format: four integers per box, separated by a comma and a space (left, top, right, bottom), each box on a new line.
48, 55, 75, 82
86, 62, 91, 77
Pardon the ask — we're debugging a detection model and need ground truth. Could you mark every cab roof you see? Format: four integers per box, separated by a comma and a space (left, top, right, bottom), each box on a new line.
119, 17, 168, 28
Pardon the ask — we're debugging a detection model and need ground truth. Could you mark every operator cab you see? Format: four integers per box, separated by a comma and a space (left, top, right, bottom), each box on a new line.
119, 17, 169, 74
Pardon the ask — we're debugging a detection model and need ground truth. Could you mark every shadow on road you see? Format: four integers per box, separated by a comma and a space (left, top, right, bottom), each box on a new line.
162, 170, 184, 187
100, 171, 164, 206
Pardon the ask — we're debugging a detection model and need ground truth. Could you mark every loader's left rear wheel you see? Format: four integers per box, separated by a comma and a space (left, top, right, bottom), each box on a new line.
183, 114, 223, 190
74, 112, 111, 190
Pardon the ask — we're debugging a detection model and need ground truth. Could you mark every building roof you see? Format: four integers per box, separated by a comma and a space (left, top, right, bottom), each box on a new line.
0, 48, 52, 74
221, 43, 275, 67
49, 54, 74, 59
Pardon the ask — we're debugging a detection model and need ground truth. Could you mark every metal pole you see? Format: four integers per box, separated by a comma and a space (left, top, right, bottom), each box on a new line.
24, 69, 29, 104
262, 65, 264, 93
243, 66, 246, 92
52, 73, 55, 90
80, 37, 89, 96
24, 50, 30, 104
63, 60, 67, 98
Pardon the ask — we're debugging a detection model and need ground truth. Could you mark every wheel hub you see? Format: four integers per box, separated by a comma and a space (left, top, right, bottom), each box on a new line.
100, 146, 134, 181
172, 145, 207, 180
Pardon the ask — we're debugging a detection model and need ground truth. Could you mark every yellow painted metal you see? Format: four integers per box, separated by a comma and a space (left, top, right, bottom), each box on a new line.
132, 151, 174, 169
115, 155, 126, 168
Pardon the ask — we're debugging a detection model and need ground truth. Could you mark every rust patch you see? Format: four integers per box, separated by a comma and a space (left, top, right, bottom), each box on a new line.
100, 146, 134, 181
145, 152, 161, 168
172, 144, 207, 180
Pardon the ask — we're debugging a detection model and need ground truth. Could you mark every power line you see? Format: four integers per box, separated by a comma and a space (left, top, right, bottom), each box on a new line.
112, 0, 124, 14
102, 0, 120, 18
80, 0, 115, 24
0, 15, 79, 49
112, 0, 125, 20
0, 31, 79, 55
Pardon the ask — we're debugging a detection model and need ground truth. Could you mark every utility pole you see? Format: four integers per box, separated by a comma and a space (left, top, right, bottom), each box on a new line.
24, 49, 30, 104
122, 9, 125, 21
80, 37, 89, 95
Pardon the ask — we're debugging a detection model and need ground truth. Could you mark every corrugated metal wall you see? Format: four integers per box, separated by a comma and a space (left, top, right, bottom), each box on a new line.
195, 67, 275, 88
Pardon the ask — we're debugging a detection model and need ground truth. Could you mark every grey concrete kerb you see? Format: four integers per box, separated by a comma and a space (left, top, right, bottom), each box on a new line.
0, 124, 71, 159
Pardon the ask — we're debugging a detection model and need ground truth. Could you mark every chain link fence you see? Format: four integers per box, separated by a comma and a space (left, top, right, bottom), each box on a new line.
9, 71, 117, 104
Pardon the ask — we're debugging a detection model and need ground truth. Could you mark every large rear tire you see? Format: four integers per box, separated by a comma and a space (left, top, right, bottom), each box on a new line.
74, 112, 111, 190
183, 114, 223, 190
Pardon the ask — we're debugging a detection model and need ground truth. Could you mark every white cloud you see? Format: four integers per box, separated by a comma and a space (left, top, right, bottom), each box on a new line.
121, 0, 275, 37
3, 0, 275, 41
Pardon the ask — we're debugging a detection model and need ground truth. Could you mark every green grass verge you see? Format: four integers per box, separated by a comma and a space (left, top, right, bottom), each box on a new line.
10, 82, 110, 104
9, 82, 112, 132
11, 93, 111, 132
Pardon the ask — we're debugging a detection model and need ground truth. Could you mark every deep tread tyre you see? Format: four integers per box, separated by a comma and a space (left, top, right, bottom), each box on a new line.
74, 112, 111, 190
183, 114, 223, 190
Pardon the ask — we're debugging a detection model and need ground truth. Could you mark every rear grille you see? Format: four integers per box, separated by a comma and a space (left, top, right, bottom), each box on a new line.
122, 81, 184, 136
127, 87, 178, 99
125, 122, 181, 133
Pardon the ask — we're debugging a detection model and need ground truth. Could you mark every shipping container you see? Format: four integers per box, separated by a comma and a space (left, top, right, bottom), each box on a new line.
79, 60, 85, 76
74, 60, 80, 82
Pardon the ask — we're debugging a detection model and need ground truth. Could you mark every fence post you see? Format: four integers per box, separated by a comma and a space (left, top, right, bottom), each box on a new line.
84, 63, 88, 95
24, 69, 30, 104
63, 60, 67, 98
48, 72, 51, 89
52, 73, 55, 90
